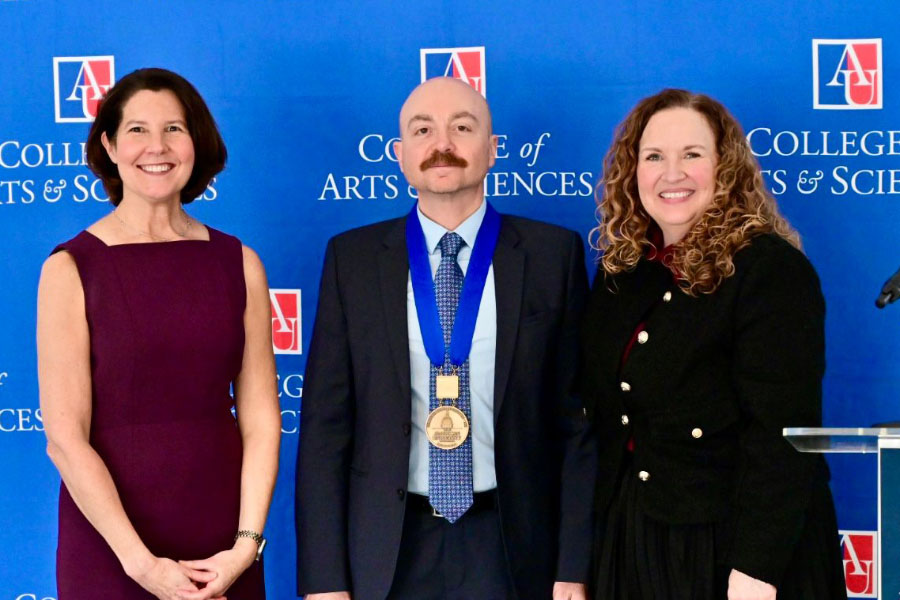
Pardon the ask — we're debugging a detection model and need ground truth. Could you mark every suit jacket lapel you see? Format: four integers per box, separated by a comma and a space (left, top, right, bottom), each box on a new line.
492, 217, 524, 425
378, 218, 412, 404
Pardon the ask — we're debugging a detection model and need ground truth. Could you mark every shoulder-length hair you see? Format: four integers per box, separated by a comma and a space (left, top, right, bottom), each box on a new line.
590, 88, 799, 295
85, 67, 226, 206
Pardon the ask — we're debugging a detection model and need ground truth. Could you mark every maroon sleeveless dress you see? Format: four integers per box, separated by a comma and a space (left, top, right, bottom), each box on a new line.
52, 227, 265, 599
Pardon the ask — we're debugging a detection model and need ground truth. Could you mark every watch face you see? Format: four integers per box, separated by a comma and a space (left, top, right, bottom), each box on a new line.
256, 537, 267, 561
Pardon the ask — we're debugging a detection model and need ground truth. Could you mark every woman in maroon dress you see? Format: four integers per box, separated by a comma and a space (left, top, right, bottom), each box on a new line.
583, 89, 846, 599
37, 68, 280, 600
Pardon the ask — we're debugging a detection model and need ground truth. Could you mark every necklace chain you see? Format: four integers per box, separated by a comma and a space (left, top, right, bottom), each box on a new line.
113, 208, 193, 242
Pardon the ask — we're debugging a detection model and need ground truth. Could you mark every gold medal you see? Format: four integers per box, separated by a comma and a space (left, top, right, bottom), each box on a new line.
435, 374, 459, 399
425, 405, 469, 450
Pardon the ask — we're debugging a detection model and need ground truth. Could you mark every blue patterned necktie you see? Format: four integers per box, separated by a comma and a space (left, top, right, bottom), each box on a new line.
428, 231, 473, 523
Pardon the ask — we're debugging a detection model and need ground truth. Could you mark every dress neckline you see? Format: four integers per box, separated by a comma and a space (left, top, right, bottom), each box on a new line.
645, 223, 676, 266
81, 227, 215, 248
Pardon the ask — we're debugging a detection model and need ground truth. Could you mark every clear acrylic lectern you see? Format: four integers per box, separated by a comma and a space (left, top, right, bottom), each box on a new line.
784, 427, 900, 597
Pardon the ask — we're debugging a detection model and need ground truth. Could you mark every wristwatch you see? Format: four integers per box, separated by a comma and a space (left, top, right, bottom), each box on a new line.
235, 529, 267, 562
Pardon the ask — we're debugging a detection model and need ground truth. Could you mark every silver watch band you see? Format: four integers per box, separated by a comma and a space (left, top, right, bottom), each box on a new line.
235, 529, 267, 561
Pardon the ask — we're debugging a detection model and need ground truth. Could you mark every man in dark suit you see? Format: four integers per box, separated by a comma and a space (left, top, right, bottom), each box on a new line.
296, 77, 596, 600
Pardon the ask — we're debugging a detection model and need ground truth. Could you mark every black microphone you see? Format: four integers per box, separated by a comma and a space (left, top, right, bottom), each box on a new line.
876, 266, 900, 308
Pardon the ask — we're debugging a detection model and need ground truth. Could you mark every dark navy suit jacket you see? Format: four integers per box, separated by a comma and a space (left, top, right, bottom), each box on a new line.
296, 213, 597, 600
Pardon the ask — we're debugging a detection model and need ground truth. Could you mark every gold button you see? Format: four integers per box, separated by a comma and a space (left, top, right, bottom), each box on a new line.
638, 470, 650, 482
621, 414, 629, 426
637, 331, 649, 344
663, 291, 672, 302
692, 428, 703, 439
620, 381, 631, 392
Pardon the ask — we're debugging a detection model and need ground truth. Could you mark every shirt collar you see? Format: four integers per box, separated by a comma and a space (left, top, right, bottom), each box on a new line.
416, 200, 487, 255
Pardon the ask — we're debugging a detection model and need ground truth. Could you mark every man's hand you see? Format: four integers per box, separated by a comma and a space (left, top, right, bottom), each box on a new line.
553, 581, 586, 600
304, 593, 352, 600
727, 569, 776, 600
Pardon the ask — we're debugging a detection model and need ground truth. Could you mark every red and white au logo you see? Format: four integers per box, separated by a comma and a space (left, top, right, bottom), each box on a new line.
420, 46, 486, 97
813, 39, 882, 110
53, 56, 115, 123
840, 530, 877, 597
270, 289, 302, 355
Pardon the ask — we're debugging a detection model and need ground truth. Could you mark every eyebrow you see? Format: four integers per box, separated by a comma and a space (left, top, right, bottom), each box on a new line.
122, 119, 187, 126
405, 111, 480, 130
406, 114, 433, 127
640, 144, 707, 152
451, 111, 479, 122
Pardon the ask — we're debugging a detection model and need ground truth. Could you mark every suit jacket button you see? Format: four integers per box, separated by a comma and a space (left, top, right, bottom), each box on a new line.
663, 291, 673, 302
637, 331, 649, 344
692, 428, 703, 439
397, 489, 406, 500
621, 414, 630, 426
620, 381, 632, 392
638, 470, 650, 482
402, 423, 411, 436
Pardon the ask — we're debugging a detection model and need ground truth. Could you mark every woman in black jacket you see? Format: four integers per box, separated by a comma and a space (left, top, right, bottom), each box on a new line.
584, 89, 846, 600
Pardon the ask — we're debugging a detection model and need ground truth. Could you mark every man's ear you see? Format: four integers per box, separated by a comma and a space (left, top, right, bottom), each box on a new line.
393, 139, 404, 174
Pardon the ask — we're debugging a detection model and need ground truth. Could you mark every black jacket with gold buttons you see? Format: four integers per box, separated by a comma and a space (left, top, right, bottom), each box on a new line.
581, 233, 830, 586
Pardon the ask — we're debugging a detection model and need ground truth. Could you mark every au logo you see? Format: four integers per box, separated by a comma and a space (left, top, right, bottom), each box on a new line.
53, 56, 115, 123
813, 39, 882, 109
269, 289, 302, 355
420, 46, 486, 97
840, 530, 877, 597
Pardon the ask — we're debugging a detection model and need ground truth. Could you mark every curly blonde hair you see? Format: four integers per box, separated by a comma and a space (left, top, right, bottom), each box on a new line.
591, 89, 800, 295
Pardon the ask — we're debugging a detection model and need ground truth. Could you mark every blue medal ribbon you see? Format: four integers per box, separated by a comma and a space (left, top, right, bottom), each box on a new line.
406, 201, 501, 368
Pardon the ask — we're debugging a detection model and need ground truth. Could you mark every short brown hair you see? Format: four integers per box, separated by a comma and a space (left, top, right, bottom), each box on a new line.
591, 88, 800, 295
85, 68, 226, 206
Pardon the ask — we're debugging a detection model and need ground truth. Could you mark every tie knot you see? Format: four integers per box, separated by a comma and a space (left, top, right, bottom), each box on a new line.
439, 232, 464, 259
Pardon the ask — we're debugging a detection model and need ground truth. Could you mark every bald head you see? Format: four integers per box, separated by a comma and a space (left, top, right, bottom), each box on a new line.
393, 77, 497, 203
398, 77, 493, 137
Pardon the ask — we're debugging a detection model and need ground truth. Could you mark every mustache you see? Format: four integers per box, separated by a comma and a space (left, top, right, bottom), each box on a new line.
420, 150, 468, 171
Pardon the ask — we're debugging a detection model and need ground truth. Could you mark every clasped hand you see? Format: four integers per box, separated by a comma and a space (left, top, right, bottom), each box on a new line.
130, 544, 256, 600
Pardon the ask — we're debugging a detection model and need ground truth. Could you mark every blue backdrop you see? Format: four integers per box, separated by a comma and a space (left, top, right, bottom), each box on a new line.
1, 1, 897, 597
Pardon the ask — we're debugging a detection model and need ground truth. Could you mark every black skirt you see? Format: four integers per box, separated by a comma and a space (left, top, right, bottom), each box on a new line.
592, 456, 847, 600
